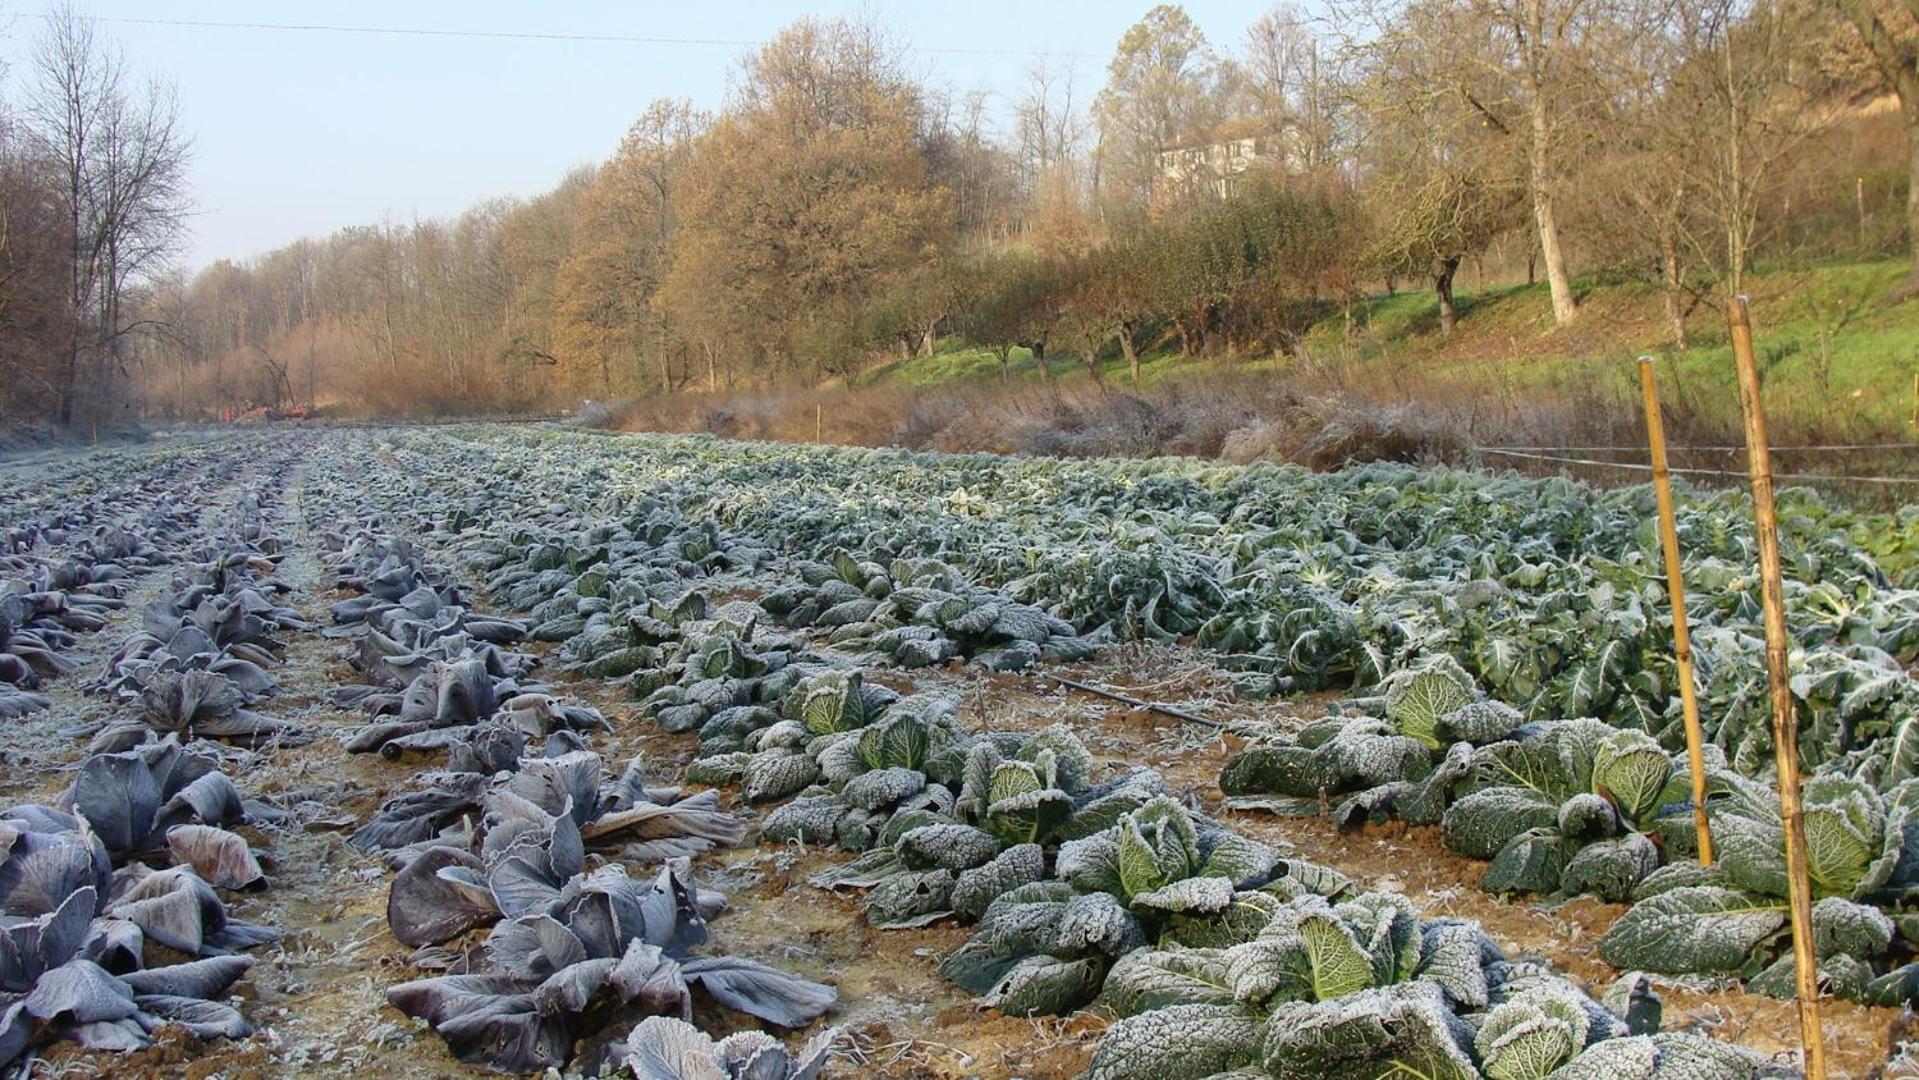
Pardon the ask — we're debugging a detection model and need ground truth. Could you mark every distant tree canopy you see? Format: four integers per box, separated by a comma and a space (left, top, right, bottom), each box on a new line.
41, 1, 1915, 422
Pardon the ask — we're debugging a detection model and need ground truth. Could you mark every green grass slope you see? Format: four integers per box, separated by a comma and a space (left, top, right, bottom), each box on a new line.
862, 259, 1919, 439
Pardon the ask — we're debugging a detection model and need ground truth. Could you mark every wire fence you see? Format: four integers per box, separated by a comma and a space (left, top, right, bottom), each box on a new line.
1477, 442, 1919, 454
1474, 446, 1919, 486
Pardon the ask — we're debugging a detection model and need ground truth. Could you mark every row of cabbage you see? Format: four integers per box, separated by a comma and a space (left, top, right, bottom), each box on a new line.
0, 438, 267, 719
334, 427, 1790, 1079
292, 444, 845, 1078
1219, 660, 1919, 1011
2, 448, 313, 1070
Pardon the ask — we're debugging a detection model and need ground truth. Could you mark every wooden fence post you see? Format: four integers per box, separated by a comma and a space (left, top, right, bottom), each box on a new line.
1729, 297, 1827, 1080
1639, 357, 1714, 866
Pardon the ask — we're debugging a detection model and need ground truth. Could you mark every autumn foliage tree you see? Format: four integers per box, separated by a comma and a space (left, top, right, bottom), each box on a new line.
661, 18, 953, 383
551, 100, 706, 398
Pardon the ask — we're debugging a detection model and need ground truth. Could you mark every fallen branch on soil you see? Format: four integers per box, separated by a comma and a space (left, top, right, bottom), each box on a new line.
1040, 673, 1221, 729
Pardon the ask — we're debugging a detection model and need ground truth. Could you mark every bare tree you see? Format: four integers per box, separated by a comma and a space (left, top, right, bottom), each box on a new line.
1657, 0, 1832, 297
1091, 5, 1237, 210
1243, 3, 1333, 171
1014, 57, 1086, 189
1500, 0, 1585, 325
26, 3, 191, 426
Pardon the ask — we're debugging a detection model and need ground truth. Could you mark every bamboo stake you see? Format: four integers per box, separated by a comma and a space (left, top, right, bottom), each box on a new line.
1639, 357, 1714, 866
815, 402, 823, 443
1728, 296, 1826, 1080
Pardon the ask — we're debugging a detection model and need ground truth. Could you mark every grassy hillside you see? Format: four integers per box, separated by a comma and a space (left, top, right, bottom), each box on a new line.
603, 259, 1919, 500
860, 259, 1919, 439
1317, 259, 1919, 437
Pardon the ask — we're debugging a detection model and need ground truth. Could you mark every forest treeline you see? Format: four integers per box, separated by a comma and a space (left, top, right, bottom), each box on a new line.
6, 2, 1919, 423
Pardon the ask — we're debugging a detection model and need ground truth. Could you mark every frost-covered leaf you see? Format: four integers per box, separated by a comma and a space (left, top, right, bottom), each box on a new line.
1101, 949, 1236, 1017
679, 955, 836, 1027
1260, 982, 1476, 1080
742, 751, 820, 804
1598, 886, 1787, 975
1548, 1032, 1762, 1079
1387, 671, 1472, 750
864, 868, 954, 929
1414, 920, 1490, 1010
951, 843, 1045, 921
981, 953, 1102, 1016
1810, 895, 1894, 960
1132, 875, 1235, 917
1056, 891, 1146, 957
1083, 1003, 1262, 1080
1442, 787, 1558, 860
897, 823, 1000, 872
1560, 833, 1660, 904
1438, 700, 1522, 746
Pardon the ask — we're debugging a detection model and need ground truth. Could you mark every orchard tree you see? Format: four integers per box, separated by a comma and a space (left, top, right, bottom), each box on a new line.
1342, 0, 1523, 334
1335, 0, 1616, 327
956, 251, 1074, 382
1079, 238, 1157, 382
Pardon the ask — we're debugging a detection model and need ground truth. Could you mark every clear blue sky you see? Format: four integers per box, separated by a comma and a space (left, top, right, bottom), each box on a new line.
1, 2, 1279, 272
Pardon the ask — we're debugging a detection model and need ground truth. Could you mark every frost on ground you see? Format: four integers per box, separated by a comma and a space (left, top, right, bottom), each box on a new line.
3, 426, 1913, 1078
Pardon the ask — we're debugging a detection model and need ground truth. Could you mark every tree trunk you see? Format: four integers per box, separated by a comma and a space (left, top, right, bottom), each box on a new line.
918, 320, 937, 357
1530, 122, 1576, 324
1907, 106, 1919, 294
1118, 323, 1139, 383
1171, 314, 1195, 356
57, 336, 79, 426
1661, 220, 1688, 351
1031, 341, 1053, 382
995, 347, 1011, 382
1435, 256, 1462, 335
1524, 0, 1577, 325
1083, 348, 1103, 385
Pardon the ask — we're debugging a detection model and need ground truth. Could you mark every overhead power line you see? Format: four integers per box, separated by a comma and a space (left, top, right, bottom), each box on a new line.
49, 13, 1102, 60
